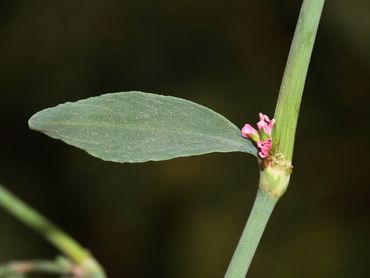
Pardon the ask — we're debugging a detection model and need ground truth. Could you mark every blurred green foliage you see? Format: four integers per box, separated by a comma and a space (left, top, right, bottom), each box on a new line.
0, 0, 369, 277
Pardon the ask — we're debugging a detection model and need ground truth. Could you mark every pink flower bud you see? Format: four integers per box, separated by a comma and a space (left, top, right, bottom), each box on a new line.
259, 113, 270, 122
241, 113, 275, 159
257, 113, 275, 137
259, 150, 269, 158
241, 124, 260, 142
257, 139, 272, 159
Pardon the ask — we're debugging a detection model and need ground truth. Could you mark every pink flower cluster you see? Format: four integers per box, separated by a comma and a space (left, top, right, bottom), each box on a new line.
241, 113, 275, 158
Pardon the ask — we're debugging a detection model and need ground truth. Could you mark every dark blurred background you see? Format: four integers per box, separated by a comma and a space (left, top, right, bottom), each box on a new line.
0, 0, 369, 277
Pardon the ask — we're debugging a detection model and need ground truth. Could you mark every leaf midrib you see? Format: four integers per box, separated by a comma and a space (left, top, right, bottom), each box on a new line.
33, 119, 246, 149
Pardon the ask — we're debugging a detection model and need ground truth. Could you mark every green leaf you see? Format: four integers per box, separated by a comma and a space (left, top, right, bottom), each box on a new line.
29, 92, 257, 162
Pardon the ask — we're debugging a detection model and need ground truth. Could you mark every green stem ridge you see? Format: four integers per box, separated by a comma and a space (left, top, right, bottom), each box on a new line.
273, 0, 325, 161
226, 0, 325, 277
0, 185, 106, 278
224, 189, 278, 278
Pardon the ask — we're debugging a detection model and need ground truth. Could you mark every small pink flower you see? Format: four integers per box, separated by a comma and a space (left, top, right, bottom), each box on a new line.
241, 124, 260, 142
259, 150, 269, 158
257, 139, 272, 158
257, 113, 275, 136
241, 113, 275, 159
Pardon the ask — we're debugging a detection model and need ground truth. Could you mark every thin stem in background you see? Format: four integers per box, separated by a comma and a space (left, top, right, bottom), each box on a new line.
0, 258, 73, 276
0, 185, 106, 278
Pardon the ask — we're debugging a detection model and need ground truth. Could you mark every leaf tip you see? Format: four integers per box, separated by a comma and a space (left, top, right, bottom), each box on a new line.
28, 112, 39, 131
28, 110, 48, 133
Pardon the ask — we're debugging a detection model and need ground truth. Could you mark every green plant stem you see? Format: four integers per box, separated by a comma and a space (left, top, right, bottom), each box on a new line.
224, 189, 278, 278
225, 0, 325, 277
273, 0, 325, 161
0, 185, 106, 278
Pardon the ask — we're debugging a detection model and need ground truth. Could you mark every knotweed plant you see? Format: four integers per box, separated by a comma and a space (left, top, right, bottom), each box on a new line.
0, 0, 325, 277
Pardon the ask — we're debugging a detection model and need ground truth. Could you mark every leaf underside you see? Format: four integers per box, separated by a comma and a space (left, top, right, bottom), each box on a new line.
29, 91, 257, 163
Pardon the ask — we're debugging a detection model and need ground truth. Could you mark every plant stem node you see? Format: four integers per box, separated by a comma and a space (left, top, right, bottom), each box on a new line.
259, 153, 292, 198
